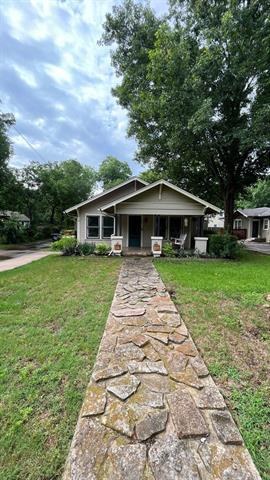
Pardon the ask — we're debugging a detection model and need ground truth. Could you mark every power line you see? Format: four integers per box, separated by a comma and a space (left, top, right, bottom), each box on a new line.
11, 124, 47, 163
1, 109, 47, 163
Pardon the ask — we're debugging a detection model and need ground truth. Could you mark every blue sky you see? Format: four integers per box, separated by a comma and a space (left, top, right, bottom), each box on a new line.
0, 0, 167, 173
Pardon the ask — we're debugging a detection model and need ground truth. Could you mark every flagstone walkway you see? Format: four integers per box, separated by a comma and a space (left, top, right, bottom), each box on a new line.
63, 258, 261, 480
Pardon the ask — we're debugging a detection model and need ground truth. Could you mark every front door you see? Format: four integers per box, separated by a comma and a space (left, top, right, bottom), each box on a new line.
252, 220, 259, 237
129, 215, 141, 247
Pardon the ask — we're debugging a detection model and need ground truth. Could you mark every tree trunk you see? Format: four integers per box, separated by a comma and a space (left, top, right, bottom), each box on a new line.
224, 187, 235, 233
50, 205, 56, 224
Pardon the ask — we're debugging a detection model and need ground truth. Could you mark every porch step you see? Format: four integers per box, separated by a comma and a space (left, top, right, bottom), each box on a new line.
123, 248, 152, 257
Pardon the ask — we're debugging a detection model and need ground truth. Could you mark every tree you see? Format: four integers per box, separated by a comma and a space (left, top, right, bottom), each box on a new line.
16, 160, 97, 226
0, 110, 17, 210
101, 0, 270, 231
238, 177, 270, 208
38, 160, 97, 224
98, 155, 132, 189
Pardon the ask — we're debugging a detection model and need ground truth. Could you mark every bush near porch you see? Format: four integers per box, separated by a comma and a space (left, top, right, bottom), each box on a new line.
156, 251, 270, 479
0, 255, 122, 479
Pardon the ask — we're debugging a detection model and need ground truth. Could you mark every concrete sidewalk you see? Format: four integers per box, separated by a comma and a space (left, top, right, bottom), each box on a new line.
245, 242, 270, 255
0, 251, 51, 272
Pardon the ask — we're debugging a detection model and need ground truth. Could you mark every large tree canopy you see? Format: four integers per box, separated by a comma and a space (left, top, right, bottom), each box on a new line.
102, 0, 270, 230
98, 155, 132, 189
238, 177, 270, 208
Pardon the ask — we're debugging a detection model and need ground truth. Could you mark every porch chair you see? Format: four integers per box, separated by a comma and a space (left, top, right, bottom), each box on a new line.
172, 233, 187, 249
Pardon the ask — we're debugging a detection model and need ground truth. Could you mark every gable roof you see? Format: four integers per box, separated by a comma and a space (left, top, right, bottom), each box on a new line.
64, 176, 148, 213
100, 179, 220, 213
236, 207, 270, 218
0, 210, 30, 222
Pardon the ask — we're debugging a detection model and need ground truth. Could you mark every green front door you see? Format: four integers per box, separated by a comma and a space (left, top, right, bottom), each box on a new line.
129, 215, 141, 247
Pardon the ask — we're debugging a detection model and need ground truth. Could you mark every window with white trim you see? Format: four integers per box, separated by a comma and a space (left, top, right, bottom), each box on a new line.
87, 216, 100, 238
263, 218, 269, 230
234, 219, 242, 229
102, 216, 114, 238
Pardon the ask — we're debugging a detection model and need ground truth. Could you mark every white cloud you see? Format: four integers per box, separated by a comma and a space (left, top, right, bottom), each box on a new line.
0, 0, 167, 172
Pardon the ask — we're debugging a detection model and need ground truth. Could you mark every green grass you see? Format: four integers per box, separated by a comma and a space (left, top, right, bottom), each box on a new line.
155, 251, 270, 479
0, 255, 122, 480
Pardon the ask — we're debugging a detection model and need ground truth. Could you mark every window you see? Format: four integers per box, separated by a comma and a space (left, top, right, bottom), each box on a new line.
234, 219, 242, 229
87, 216, 100, 238
263, 218, 269, 230
102, 216, 114, 238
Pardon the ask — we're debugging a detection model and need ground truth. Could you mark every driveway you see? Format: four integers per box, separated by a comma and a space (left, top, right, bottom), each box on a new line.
0, 241, 52, 272
245, 242, 270, 255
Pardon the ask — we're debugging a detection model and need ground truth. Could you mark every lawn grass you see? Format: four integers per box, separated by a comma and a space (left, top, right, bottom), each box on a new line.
0, 255, 122, 480
155, 251, 270, 479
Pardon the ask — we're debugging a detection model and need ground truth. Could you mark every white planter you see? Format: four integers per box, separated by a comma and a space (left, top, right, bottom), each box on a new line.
151, 236, 163, 257
194, 237, 208, 254
111, 235, 123, 256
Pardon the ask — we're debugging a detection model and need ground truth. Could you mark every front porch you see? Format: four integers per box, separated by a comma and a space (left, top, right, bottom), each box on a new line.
113, 214, 204, 250
111, 214, 207, 256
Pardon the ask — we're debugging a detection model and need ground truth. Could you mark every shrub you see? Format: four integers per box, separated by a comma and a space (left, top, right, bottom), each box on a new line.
0, 219, 26, 244
162, 242, 176, 257
51, 236, 77, 255
209, 233, 241, 259
76, 242, 96, 256
95, 243, 110, 256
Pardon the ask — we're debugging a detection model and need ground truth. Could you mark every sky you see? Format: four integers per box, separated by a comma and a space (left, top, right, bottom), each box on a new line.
0, 0, 167, 173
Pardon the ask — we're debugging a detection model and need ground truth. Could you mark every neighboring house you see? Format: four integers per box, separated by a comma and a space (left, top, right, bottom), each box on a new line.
205, 211, 224, 230
233, 207, 270, 242
65, 177, 219, 253
0, 210, 30, 227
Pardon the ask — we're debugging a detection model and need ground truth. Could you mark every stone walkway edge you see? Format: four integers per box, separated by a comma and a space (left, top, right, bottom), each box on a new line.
63, 258, 261, 480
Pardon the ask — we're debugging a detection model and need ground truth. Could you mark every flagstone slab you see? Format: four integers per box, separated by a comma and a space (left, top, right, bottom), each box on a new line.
169, 332, 187, 344
133, 385, 164, 408
115, 342, 145, 361
135, 409, 168, 441
167, 389, 209, 438
142, 342, 161, 361
131, 334, 149, 347
158, 312, 181, 327
135, 373, 173, 394
148, 435, 201, 480
190, 356, 209, 377
107, 373, 141, 400
196, 386, 226, 409
93, 364, 128, 382
81, 385, 107, 417
146, 332, 169, 344
163, 350, 188, 373
170, 365, 203, 389
157, 304, 178, 314
102, 442, 147, 480
128, 360, 167, 375
174, 340, 197, 356
112, 307, 146, 317
63, 417, 115, 480
211, 411, 243, 445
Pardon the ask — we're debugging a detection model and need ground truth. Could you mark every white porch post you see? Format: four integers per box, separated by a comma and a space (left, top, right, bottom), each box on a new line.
111, 235, 123, 256
194, 237, 208, 254
151, 236, 163, 257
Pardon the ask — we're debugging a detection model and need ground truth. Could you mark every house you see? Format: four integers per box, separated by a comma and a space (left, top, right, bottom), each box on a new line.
233, 207, 270, 242
205, 211, 224, 230
65, 177, 220, 255
0, 210, 30, 227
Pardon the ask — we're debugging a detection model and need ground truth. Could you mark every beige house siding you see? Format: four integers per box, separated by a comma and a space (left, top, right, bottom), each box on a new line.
77, 181, 145, 244
115, 185, 205, 216
75, 181, 210, 248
